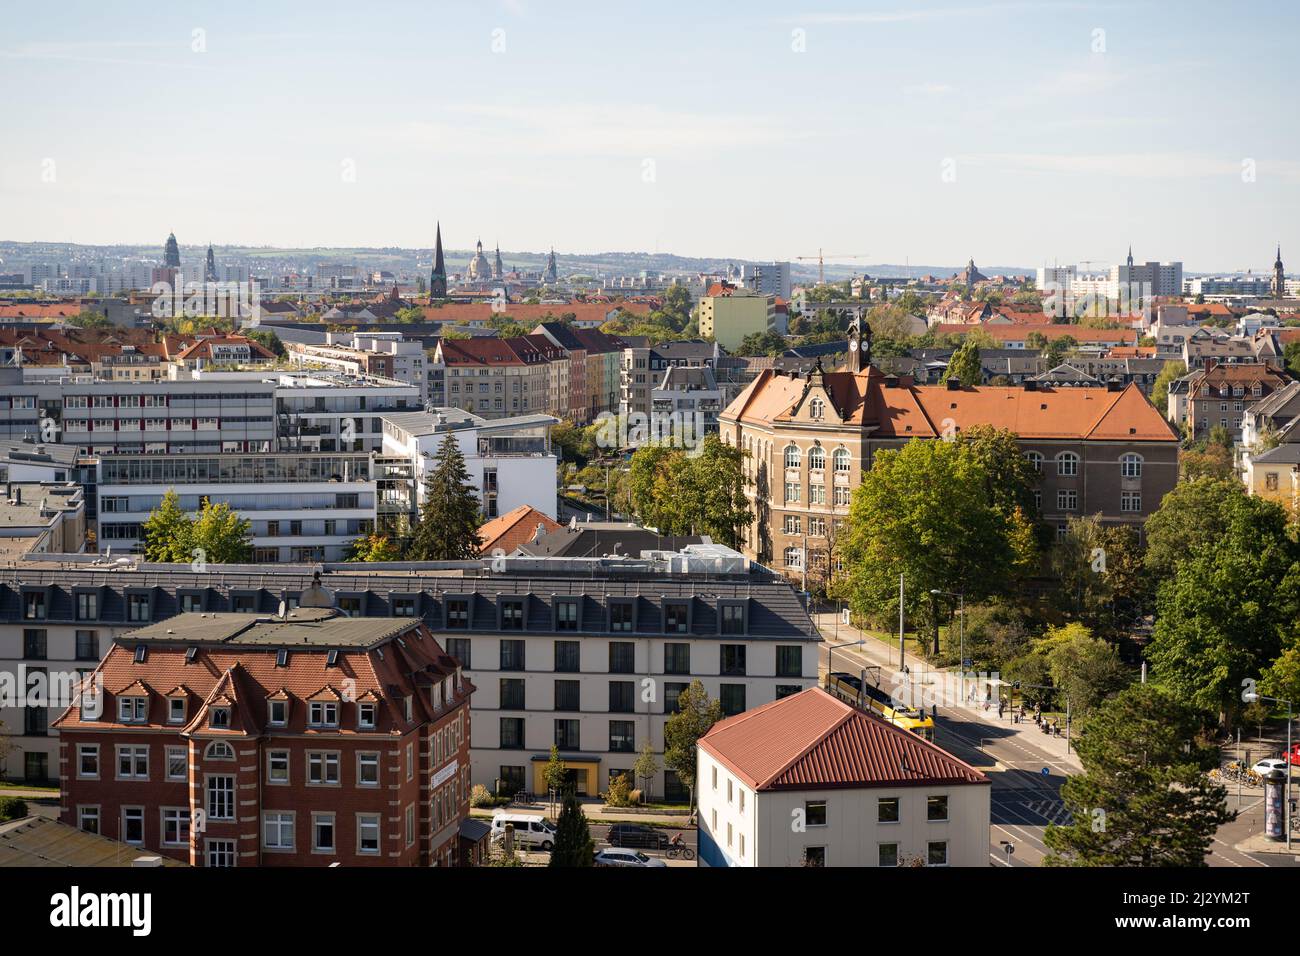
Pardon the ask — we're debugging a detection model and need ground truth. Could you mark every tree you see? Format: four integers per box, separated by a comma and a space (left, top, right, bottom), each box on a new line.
625, 436, 751, 546
941, 340, 982, 385
633, 739, 660, 802
1038, 623, 1131, 718
541, 744, 567, 815
549, 789, 595, 867
189, 499, 253, 564
1284, 340, 1300, 379
1143, 477, 1245, 580
141, 488, 192, 563
1043, 335, 1079, 369
345, 533, 402, 562
663, 680, 723, 806
1147, 492, 1300, 724
1151, 360, 1185, 416
407, 434, 482, 560
1044, 685, 1229, 866
1050, 515, 1148, 636
736, 329, 787, 357
840, 435, 1039, 642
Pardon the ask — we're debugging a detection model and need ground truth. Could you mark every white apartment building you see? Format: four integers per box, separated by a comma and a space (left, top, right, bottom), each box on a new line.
95, 452, 378, 563
286, 331, 429, 401
697, 687, 991, 867
274, 371, 421, 453
380, 408, 558, 521
741, 262, 793, 301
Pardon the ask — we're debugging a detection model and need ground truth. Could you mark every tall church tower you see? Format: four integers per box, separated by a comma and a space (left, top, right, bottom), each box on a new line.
204, 244, 217, 282
545, 247, 558, 283
164, 232, 181, 268
494, 243, 504, 279
846, 313, 872, 373
429, 222, 447, 298
1126, 244, 1134, 269
1273, 246, 1285, 298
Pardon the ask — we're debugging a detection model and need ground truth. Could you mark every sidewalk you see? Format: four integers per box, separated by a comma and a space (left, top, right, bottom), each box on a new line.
813, 611, 1084, 773
472, 799, 693, 827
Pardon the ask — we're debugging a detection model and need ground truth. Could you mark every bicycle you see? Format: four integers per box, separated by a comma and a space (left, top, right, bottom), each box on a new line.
666, 844, 696, 861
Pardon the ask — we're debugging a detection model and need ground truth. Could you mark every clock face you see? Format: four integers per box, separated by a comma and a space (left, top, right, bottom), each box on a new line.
849, 339, 859, 351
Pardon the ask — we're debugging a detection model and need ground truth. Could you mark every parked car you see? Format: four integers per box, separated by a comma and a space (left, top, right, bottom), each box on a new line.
594, 848, 668, 868
606, 823, 671, 850
1253, 758, 1288, 777
490, 813, 556, 851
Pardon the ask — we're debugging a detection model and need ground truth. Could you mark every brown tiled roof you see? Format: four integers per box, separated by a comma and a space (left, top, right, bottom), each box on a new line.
699, 687, 988, 791
478, 504, 563, 555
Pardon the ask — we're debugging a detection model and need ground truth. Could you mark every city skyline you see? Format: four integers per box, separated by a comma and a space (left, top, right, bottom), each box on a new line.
2, 0, 1298, 270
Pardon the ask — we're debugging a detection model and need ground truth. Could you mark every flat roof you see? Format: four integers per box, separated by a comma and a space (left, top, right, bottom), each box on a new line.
121, 607, 420, 648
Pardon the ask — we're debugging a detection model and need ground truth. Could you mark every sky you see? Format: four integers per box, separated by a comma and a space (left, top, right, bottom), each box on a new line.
2, 0, 1297, 272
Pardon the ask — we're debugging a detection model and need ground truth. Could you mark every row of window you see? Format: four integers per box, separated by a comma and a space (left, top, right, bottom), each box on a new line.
471, 639, 803, 677
20, 628, 99, 660
782, 445, 853, 472
1023, 450, 1144, 479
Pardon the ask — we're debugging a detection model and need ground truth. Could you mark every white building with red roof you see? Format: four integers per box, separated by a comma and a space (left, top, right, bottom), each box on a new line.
696, 687, 990, 867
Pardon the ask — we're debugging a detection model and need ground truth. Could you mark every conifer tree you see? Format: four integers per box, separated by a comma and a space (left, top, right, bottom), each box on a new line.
408, 434, 483, 560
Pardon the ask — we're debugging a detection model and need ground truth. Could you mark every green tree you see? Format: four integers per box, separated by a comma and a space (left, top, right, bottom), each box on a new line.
1038, 623, 1131, 718
141, 488, 193, 563
840, 436, 1039, 644
1044, 685, 1229, 866
1150, 360, 1186, 415
1050, 515, 1148, 635
663, 680, 723, 806
1283, 340, 1300, 379
633, 739, 660, 802
1143, 477, 1250, 579
942, 340, 982, 385
624, 436, 751, 546
736, 329, 787, 357
541, 744, 567, 815
407, 434, 483, 560
549, 789, 595, 867
189, 499, 253, 564
345, 533, 402, 562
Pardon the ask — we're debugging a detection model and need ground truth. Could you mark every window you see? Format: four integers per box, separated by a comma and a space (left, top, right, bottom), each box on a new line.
809, 398, 825, 420
500, 639, 525, 671
118, 696, 147, 723
927, 841, 948, 866
783, 514, 802, 535
313, 813, 336, 853
358, 701, 377, 729
776, 645, 803, 678
833, 447, 850, 472
79, 806, 100, 834
609, 642, 635, 674
117, 745, 148, 779
808, 446, 825, 471
720, 644, 746, 676
128, 594, 150, 622
180, 594, 202, 613
309, 700, 339, 728
783, 546, 803, 569
784, 482, 800, 504
1024, 451, 1043, 473
358, 752, 380, 786
77, 744, 100, 779
500, 678, 525, 710
554, 641, 581, 673
878, 797, 900, 823
804, 846, 826, 867
23, 629, 46, 660
720, 604, 744, 635
268, 750, 289, 784
23, 592, 46, 620
554, 680, 580, 711
1056, 452, 1079, 477
500, 717, 525, 749
307, 752, 340, 785
609, 720, 635, 753
446, 598, 469, 629
555, 600, 579, 630
263, 812, 295, 850
609, 601, 634, 632
122, 807, 144, 845
209, 706, 230, 729
927, 795, 949, 821
776, 684, 802, 699
206, 839, 236, 868
609, 680, 635, 713
804, 800, 827, 827
1120, 453, 1143, 478
1056, 489, 1077, 511
664, 602, 689, 633
555, 719, 580, 750
878, 843, 899, 867
833, 486, 851, 506
267, 698, 287, 726
393, 596, 417, 617
784, 444, 801, 469
501, 599, 525, 630
75, 630, 99, 661
664, 643, 690, 675
167, 746, 187, 780
204, 740, 235, 760
1121, 491, 1142, 513
207, 776, 235, 820
809, 483, 826, 505
664, 682, 689, 714
357, 814, 381, 854
76, 592, 98, 621
445, 637, 471, 668
406, 804, 416, 848
720, 684, 746, 716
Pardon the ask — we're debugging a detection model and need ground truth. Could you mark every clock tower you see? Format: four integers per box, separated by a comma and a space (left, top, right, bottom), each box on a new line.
846, 313, 872, 373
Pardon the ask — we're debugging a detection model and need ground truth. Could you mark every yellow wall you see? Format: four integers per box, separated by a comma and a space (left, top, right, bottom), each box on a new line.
699, 295, 774, 351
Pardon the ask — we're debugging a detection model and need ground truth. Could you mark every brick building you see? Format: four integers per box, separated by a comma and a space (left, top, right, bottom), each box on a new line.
53, 596, 475, 868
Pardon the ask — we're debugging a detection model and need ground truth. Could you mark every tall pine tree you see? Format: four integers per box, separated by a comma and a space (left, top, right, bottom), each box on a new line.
408, 434, 483, 560
549, 789, 595, 867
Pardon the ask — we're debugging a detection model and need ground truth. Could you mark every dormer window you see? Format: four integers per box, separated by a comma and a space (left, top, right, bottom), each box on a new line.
609, 600, 634, 633
358, 702, 376, 730
309, 701, 339, 728
209, 707, 231, 730
446, 598, 470, 629
500, 598, 525, 630
204, 740, 235, 761
118, 696, 147, 723
809, 398, 825, 420
664, 602, 689, 634
268, 699, 288, 727
168, 697, 186, 724
23, 592, 46, 621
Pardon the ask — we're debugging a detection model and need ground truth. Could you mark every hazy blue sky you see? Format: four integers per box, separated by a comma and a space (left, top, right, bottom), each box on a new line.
2, 0, 1296, 271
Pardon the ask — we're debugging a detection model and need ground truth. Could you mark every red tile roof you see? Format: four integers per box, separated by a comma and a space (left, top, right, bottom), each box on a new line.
699, 688, 988, 791
477, 505, 563, 555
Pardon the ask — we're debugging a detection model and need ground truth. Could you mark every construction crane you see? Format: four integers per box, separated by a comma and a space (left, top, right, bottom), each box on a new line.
794, 250, 871, 286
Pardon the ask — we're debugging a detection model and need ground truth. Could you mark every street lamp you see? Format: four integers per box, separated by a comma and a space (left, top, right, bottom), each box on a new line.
930, 589, 966, 703
1243, 690, 1293, 850
824, 639, 865, 695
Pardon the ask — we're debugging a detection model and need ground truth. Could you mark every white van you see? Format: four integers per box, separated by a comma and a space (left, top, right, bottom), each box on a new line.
490, 813, 557, 851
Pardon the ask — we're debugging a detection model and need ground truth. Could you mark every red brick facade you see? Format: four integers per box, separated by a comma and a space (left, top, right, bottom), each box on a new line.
54, 612, 475, 867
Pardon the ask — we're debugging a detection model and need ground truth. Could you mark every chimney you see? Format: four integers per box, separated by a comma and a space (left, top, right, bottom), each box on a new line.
12, 487, 20, 505
945, 378, 961, 391
883, 374, 899, 389
1023, 380, 1038, 391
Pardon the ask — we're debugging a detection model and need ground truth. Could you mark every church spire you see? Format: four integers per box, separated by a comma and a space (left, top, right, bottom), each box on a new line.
429, 222, 447, 299
1273, 243, 1285, 298
494, 242, 504, 279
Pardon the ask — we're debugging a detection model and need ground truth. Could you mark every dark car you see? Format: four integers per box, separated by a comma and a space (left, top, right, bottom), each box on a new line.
606, 823, 670, 850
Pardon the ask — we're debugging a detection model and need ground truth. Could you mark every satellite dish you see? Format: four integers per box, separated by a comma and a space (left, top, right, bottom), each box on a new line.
277, 599, 288, 619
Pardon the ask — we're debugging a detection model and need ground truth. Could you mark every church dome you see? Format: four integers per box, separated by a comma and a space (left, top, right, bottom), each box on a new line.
466, 239, 494, 280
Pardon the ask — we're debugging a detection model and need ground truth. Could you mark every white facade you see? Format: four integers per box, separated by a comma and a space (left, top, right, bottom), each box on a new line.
697, 747, 991, 867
